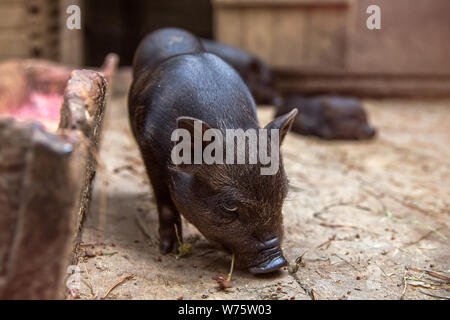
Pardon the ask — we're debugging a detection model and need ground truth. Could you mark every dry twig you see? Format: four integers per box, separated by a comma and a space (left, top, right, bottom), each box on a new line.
418, 290, 450, 300
316, 234, 336, 250
333, 254, 359, 271
400, 269, 408, 300
103, 274, 136, 299
82, 265, 97, 299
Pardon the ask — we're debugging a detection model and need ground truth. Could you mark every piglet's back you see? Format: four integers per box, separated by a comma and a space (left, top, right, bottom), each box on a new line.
130, 53, 258, 140
132, 28, 204, 78
129, 29, 259, 169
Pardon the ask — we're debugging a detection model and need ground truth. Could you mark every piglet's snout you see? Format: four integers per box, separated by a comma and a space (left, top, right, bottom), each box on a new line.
248, 237, 287, 274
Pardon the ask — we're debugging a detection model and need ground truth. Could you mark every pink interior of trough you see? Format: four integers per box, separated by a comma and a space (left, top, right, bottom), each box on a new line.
6, 93, 64, 132
0, 60, 71, 132
0, 54, 118, 132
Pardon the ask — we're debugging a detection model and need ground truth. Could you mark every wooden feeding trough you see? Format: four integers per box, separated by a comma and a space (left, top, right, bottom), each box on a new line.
0, 54, 118, 299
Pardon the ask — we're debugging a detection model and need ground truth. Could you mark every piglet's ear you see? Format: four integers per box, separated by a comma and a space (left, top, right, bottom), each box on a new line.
264, 108, 298, 145
176, 116, 213, 150
173, 117, 213, 170
177, 116, 212, 135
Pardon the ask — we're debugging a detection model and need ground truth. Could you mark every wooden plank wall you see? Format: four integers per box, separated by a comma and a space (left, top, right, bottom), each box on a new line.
213, 0, 349, 71
347, 0, 450, 75
213, 0, 450, 96
0, 0, 59, 61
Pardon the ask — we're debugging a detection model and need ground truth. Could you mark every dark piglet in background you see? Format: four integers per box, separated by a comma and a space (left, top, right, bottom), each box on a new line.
129, 28, 297, 274
199, 40, 378, 141
200, 38, 282, 107
277, 95, 376, 140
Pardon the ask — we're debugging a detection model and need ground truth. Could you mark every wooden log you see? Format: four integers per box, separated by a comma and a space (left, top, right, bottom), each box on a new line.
0, 69, 110, 299
0, 120, 86, 299
59, 70, 108, 233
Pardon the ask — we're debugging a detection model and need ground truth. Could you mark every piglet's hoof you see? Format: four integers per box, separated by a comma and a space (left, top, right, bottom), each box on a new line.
159, 240, 175, 254
159, 230, 179, 254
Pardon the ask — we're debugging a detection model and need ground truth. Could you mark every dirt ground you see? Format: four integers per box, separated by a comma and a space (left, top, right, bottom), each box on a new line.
74, 69, 449, 300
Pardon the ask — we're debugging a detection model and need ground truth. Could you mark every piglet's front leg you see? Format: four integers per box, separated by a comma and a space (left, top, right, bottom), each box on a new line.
158, 203, 182, 254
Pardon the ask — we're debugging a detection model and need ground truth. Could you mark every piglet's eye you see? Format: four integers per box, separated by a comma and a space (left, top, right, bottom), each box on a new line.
220, 202, 238, 214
